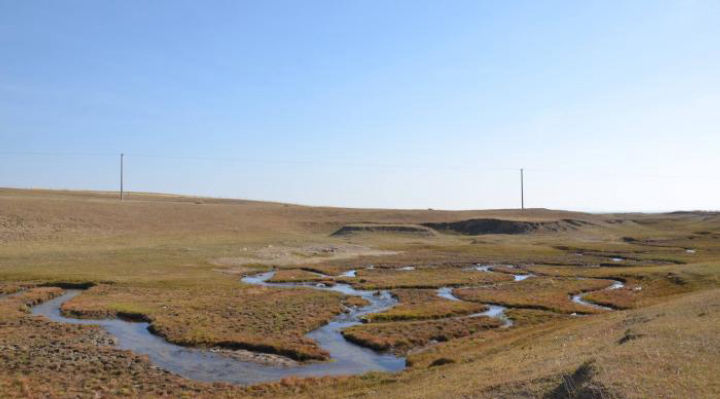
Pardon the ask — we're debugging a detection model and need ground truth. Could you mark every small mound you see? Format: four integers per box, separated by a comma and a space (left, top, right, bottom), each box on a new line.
423, 218, 591, 235
331, 224, 436, 237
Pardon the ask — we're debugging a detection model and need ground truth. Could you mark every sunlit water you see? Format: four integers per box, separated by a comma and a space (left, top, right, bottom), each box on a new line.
435, 286, 513, 327
471, 264, 535, 281
339, 269, 357, 277
31, 272, 405, 385
571, 280, 625, 311
29, 268, 621, 384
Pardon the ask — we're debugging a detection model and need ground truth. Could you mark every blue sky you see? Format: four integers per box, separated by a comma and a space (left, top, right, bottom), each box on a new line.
1, 1, 719, 211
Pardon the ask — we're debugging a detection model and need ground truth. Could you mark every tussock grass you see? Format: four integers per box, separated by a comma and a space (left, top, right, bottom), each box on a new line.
342, 316, 501, 354
0, 287, 63, 320
0, 283, 28, 296
268, 269, 328, 283
364, 289, 486, 322
1, 189, 720, 397
504, 308, 573, 327
353, 267, 513, 289
455, 277, 616, 314
61, 284, 345, 360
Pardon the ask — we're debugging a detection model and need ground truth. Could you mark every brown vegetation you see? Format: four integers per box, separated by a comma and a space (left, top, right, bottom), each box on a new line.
423, 218, 591, 235
1, 188, 720, 398
504, 308, 573, 327
364, 289, 486, 322
342, 316, 502, 354
353, 267, 513, 289
60, 284, 346, 360
455, 277, 616, 314
267, 269, 328, 283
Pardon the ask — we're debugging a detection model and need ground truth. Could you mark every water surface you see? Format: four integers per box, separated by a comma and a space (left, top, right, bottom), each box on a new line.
571, 280, 624, 311
435, 286, 512, 327
32, 272, 405, 385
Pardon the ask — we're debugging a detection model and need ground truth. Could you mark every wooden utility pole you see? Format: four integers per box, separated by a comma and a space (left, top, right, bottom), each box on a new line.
520, 168, 524, 210
120, 153, 124, 201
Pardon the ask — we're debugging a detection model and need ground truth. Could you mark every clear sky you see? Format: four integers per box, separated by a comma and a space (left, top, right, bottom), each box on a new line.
1, 1, 719, 211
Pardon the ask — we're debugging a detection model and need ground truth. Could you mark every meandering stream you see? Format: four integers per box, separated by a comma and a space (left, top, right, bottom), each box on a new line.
27, 268, 622, 385
31, 271, 405, 385
571, 280, 625, 310
436, 286, 513, 327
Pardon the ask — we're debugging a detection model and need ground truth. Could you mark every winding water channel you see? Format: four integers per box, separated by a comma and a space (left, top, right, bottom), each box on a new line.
26, 268, 621, 385
436, 286, 513, 327
571, 280, 625, 310
31, 271, 405, 385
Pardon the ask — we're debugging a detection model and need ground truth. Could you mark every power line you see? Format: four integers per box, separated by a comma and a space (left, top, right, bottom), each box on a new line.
2, 150, 719, 180
0, 151, 115, 157
0, 151, 518, 171
127, 153, 519, 171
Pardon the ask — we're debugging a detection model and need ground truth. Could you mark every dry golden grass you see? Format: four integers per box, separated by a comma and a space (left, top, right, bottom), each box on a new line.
0, 187, 596, 245
394, 286, 720, 398
364, 289, 486, 322
1, 189, 720, 398
527, 262, 720, 308
251, 285, 720, 399
455, 277, 616, 314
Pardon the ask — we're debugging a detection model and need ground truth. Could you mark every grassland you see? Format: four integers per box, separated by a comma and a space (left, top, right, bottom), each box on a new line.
352, 267, 513, 289
363, 289, 487, 322
267, 268, 329, 283
1, 188, 719, 398
342, 316, 502, 354
454, 277, 617, 314
59, 283, 346, 360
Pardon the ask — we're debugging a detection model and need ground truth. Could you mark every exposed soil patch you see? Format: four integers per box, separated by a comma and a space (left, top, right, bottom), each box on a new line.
543, 360, 619, 399
423, 218, 591, 235
428, 357, 455, 367
331, 224, 436, 237
617, 329, 645, 345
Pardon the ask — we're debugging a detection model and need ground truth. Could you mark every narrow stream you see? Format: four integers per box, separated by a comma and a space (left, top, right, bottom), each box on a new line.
436, 286, 513, 327
471, 264, 535, 281
441, 266, 539, 327
28, 269, 621, 385
339, 270, 357, 277
436, 271, 619, 325
31, 271, 405, 385
571, 280, 624, 310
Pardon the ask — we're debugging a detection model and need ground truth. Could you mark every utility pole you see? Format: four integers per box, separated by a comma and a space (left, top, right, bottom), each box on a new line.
520, 168, 524, 210
120, 153, 124, 201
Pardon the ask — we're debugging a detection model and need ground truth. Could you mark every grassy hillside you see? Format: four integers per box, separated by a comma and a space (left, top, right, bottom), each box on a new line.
0, 188, 719, 398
